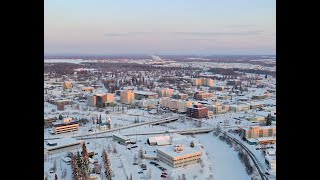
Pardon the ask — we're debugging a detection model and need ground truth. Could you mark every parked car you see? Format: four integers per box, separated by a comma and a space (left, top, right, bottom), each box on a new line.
133, 163, 138, 165
161, 175, 167, 178
138, 171, 143, 174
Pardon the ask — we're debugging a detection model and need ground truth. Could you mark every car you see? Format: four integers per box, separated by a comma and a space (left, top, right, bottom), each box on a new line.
138, 171, 143, 174
127, 148, 131, 150
162, 172, 168, 175
265, 172, 270, 175
133, 163, 138, 165
256, 148, 259, 150
95, 153, 98, 155
161, 175, 167, 178
150, 162, 155, 165
142, 168, 147, 170
162, 168, 167, 171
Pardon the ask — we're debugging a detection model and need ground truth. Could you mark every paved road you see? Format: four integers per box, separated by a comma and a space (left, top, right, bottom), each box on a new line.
45, 117, 179, 140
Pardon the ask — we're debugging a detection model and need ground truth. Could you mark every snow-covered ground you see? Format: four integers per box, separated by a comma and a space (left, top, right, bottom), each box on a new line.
196, 133, 250, 180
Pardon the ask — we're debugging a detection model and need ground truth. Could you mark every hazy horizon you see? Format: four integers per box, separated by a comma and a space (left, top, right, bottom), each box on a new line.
45, 0, 276, 55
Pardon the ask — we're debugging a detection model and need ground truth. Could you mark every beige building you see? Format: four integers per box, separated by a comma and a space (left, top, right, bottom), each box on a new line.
120, 90, 135, 104
157, 144, 202, 168
63, 81, 73, 90
82, 87, 94, 92
195, 92, 214, 100
192, 78, 214, 87
53, 119, 79, 134
157, 88, 174, 98
241, 126, 276, 140
88, 93, 115, 107
159, 98, 192, 113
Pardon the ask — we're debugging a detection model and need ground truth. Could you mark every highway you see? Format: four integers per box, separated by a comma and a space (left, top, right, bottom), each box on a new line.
45, 117, 179, 140
76, 127, 213, 140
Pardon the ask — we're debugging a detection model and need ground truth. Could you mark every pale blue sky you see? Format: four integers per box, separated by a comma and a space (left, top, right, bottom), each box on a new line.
44, 0, 276, 55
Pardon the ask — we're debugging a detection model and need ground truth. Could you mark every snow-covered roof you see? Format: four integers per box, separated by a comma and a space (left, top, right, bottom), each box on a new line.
148, 136, 171, 146
45, 137, 84, 151
255, 136, 276, 142
133, 90, 158, 96
157, 144, 202, 159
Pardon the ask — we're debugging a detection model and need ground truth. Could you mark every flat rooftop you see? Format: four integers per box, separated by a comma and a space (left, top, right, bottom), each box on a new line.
133, 90, 158, 96
157, 144, 201, 159
45, 137, 84, 150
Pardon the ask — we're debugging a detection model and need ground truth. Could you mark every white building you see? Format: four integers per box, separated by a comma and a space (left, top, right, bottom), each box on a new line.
44, 137, 84, 155
265, 149, 276, 171
157, 144, 202, 168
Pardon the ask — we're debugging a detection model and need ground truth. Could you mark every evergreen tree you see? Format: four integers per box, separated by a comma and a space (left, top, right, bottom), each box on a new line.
266, 114, 272, 126
54, 174, 58, 180
190, 141, 195, 148
59, 115, 63, 120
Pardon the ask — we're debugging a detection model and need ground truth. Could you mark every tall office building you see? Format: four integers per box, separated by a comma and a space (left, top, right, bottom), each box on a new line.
120, 90, 135, 104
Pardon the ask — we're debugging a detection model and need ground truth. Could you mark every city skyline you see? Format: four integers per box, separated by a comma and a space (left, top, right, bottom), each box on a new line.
45, 0, 276, 56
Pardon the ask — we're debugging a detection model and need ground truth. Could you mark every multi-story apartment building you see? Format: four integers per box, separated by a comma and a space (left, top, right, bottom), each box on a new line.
157, 144, 202, 168
195, 92, 214, 100
186, 104, 208, 119
88, 93, 115, 107
157, 88, 174, 98
192, 78, 214, 87
159, 98, 192, 113
241, 126, 276, 140
120, 90, 135, 104
53, 120, 79, 134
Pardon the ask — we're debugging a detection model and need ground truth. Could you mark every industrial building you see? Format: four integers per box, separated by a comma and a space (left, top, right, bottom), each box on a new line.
186, 104, 208, 119
157, 144, 202, 168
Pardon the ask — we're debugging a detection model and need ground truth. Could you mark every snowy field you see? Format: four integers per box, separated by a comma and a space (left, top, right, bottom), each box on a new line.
196, 133, 250, 180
